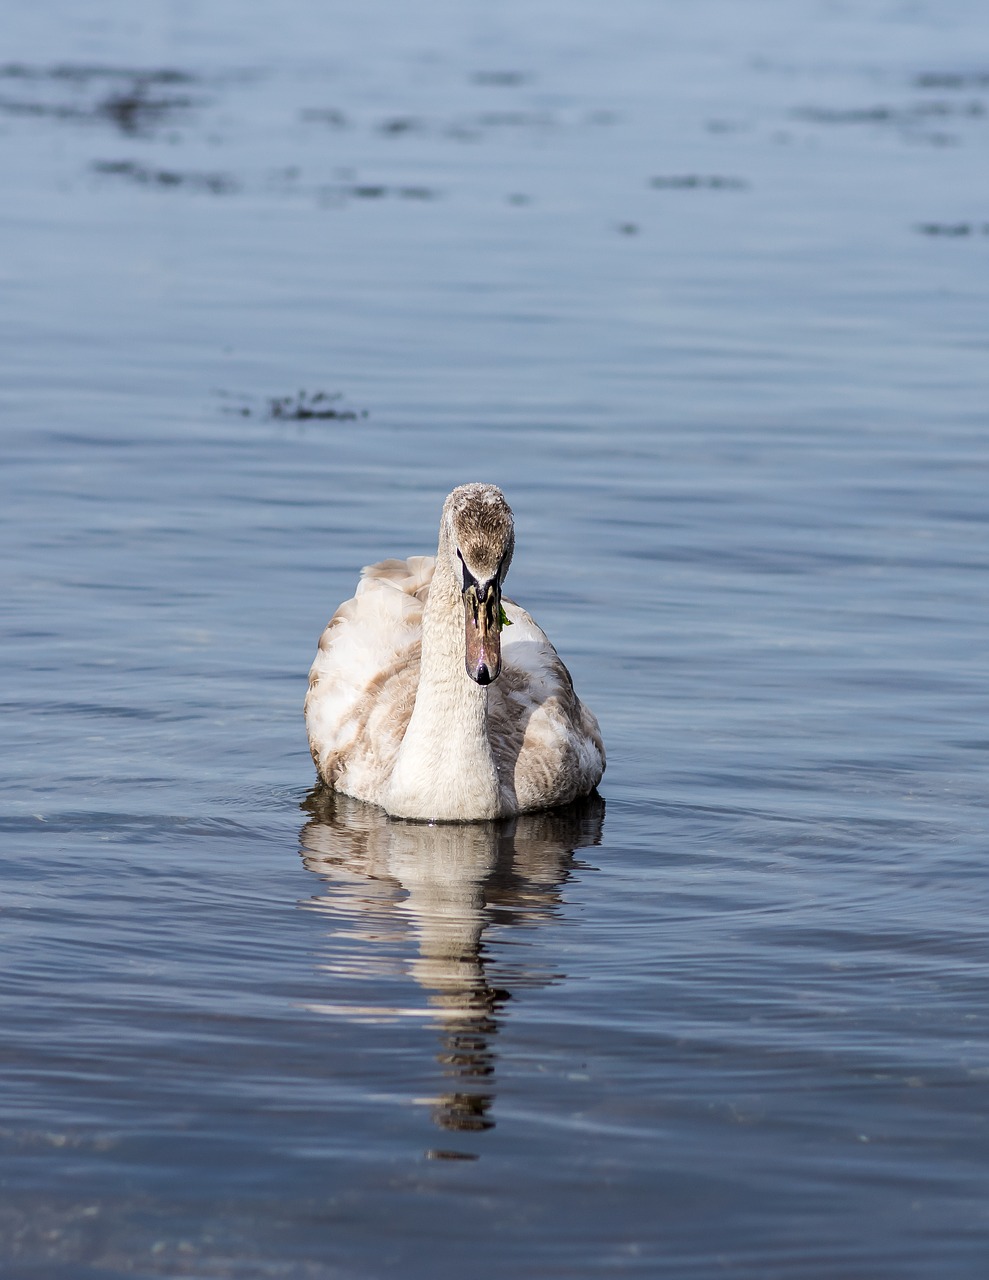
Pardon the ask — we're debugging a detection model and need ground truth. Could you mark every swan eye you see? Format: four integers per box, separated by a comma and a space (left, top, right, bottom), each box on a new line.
457, 548, 485, 597
457, 548, 510, 635
456, 548, 473, 592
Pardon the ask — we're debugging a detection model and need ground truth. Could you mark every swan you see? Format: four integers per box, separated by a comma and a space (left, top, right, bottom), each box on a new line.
305, 483, 605, 821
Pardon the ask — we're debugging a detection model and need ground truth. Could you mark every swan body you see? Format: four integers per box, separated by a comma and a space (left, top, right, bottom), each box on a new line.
305, 484, 605, 821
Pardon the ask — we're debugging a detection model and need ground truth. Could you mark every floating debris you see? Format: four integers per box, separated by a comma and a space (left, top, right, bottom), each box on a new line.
268, 391, 368, 421
216, 390, 368, 422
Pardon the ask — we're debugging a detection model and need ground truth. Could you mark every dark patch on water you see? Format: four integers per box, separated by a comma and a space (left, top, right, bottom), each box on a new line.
649, 174, 748, 190
916, 221, 989, 237
0, 62, 203, 136
0, 62, 194, 85
470, 70, 530, 87
0, 97, 89, 122
377, 115, 422, 136
321, 181, 438, 203
473, 110, 555, 128
299, 106, 350, 127
585, 108, 621, 126
705, 117, 746, 133
97, 86, 198, 136
791, 93, 987, 148
300, 102, 591, 148
794, 100, 985, 124
914, 70, 989, 90
91, 159, 237, 194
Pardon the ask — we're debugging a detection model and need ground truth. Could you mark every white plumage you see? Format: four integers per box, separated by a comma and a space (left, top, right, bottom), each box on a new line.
305, 484, 604, 821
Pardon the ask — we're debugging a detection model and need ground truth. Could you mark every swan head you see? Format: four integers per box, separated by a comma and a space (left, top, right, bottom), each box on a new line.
442, 484, 515, 687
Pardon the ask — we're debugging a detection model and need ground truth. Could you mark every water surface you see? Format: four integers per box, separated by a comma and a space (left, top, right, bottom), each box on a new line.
2, 1, 989, 1276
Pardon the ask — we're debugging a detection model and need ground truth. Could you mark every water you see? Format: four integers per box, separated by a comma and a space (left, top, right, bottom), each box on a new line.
2, 0, 989, 1275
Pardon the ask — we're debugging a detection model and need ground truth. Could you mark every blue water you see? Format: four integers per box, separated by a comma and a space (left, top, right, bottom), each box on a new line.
2, 1, 989, 1275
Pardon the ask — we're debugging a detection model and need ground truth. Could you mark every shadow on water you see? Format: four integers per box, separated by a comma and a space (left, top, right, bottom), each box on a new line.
298, 789, 605, 1135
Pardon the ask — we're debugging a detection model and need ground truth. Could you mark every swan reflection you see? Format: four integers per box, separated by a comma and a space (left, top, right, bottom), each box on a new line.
298, 789, 604, 1132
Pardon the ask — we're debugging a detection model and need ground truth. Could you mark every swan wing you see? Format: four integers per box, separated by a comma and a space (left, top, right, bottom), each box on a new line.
305, 556, 433, 797
489, 600, 605, 812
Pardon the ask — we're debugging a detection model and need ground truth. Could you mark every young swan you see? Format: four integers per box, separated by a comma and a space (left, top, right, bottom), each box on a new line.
305, 484, 605, 821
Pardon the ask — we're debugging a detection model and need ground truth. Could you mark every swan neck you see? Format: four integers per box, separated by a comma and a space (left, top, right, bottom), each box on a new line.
384, 526, 501, 820
417, 532, 487, 723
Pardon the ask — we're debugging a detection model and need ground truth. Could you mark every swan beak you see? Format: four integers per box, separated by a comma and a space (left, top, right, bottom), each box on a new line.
463, 578, 503, 686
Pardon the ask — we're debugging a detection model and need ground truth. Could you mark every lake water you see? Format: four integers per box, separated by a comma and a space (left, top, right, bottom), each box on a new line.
2, 0, 989, 1275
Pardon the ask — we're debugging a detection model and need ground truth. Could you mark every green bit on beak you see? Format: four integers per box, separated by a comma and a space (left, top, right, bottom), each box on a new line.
499, 603, 512, 629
